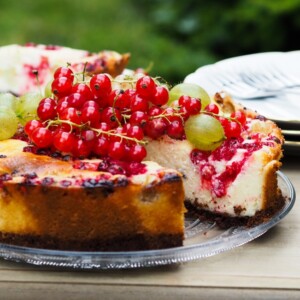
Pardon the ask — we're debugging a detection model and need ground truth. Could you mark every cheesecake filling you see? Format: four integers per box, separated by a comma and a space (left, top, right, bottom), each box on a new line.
145, 116, 282, 218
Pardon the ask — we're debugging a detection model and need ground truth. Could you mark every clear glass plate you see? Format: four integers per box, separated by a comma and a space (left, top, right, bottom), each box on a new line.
0, 171, 295, 269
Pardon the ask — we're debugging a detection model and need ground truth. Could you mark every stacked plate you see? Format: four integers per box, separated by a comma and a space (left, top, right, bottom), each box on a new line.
275, 120, 300, 156
184, 51, 300, 156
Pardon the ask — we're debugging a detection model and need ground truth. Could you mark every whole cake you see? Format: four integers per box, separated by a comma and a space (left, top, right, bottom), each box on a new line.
0, 44, 284, 251
0, 43, 130, 95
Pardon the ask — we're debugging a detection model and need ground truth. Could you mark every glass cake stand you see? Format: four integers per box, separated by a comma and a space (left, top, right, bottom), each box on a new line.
0, 171, 295, 269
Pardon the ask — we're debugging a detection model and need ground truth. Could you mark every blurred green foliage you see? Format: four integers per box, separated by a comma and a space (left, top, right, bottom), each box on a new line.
0, 0, 300, 84
132, 0, 300, 81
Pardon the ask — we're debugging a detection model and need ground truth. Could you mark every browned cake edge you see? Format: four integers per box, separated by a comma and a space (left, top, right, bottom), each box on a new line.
0, 232, 183, 251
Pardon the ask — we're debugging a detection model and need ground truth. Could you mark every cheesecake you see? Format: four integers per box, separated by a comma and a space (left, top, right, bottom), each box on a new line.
0, 44, 285, 251
0, 43, 129, 95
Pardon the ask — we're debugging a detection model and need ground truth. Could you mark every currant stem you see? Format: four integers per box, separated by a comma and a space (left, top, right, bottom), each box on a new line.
150, 111, 184, 123
112, 94, 122, 127
203, 111, 242, 127
91, 127, 148, 145
143, 61, 154, 74
46, 119, 84, 131
82, 62, 88, 81
46, 118, 148, 145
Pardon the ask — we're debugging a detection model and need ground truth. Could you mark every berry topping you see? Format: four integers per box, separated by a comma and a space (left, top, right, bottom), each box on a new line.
18, 66, 277, 166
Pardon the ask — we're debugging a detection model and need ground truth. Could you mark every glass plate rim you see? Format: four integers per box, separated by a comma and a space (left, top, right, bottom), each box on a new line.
0, 171, 295, 269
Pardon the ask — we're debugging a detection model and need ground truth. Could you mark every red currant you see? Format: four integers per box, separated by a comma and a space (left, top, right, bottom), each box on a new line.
101, 107, 122, 129
179, 95, 201, 116
94, 96, 109, 109
163, 107, 182, 123
72, 137, 92, 158
71, 83, 94, 100
185, 98, 201, 115
57, 97, 73, 116
90, 74, 112, 98
81, 129, 96, 146
51, 76, 73, 97
130, 94, 149, 112
39, 97, 56, 106
94, 121, 110, 132
218, 116, 230, 129
53, 131, 76, 153
126, 124, 144, 141
93, 135, 110, 156
144, 118, 168, 139
205, 103, 219, 114
54, 66, 74, 82
178, 95, 190, 107
109, 126, 124, 143
179, 105, 190, 120
129, 111, 149, 127
224, 121, 242, 139
127, 144, 147, 162
59, 107, 81, 130
30, 127, 53, 148
152, 86, 169, 106
122, 123, 131, 133
37, 99, 57, 121
136, 76, 156, 98
81, 106, 101, 127
24, 119, 43, 137
108, 89, 131, 110
82, 100, 100, 110
166, 120, 185, 139
148, 106, 162, 117
124, 88, 136, 99
67, 93, 86, 109
231, 111, 247, 126
108, 141, 126, 160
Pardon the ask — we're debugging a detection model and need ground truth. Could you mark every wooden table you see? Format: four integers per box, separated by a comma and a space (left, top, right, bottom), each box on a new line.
0, 156, 299, 300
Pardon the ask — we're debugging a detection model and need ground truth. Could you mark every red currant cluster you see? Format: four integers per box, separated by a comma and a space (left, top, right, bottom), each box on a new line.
204, 103, 246, 138
24, 67, 202, 162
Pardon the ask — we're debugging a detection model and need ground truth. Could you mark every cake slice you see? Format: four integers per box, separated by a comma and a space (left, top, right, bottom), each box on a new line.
145, 93, 284, 227
0, 139, 185, 251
